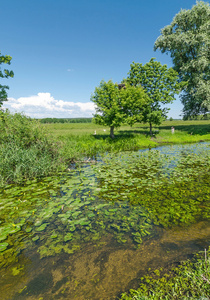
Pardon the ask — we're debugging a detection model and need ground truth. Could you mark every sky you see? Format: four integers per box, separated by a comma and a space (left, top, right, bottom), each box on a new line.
0, 0, 202, 119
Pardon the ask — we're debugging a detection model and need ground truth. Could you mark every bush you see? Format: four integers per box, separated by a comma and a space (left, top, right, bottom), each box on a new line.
0, 110, 65, 186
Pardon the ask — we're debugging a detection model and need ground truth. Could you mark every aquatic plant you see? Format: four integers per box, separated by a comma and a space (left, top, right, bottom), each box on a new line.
120, 248, 210, 299
95, 144, 210, 228
0, 143, 209, 272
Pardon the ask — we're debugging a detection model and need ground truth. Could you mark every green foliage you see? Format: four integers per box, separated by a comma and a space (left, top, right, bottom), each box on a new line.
183, 113, 210, 120
0, 110, 65, 185
0, 110, 49, 147
39, 117, 92, 124
91, 80, 148, 138
0, 51, 14, 106
120, 248, 210, 300
154, 1, 210, 118
126, 58, 183, 134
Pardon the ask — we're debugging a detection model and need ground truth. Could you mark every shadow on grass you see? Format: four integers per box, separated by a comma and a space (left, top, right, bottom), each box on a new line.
118, 129, 159, 137
92, 129, 157, 141
160, 124, 210, 135
92, 124, 209, 141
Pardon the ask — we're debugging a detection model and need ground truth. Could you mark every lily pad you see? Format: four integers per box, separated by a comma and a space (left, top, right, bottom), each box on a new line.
0, 242, 9, 252
0, 234, 7, 242
64, 233, 73, 242
32, 236, 40, 242
36, 223, 48, 232
50, 232, 58, 239
25, 227, 32, 233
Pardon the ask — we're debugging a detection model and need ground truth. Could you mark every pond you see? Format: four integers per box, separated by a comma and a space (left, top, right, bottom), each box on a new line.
0, 143, 209, 300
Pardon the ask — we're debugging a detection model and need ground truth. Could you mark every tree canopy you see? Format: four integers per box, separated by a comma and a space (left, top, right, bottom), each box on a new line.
126, 58, 183, 134
0, 51, 14, 107
91, 80, 149, 138
154, 1, 210, 118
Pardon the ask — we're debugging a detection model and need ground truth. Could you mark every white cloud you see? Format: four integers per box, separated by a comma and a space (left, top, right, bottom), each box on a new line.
3, 93, 96, 119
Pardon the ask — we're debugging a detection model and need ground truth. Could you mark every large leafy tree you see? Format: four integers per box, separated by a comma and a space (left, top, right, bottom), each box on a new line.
91, 80, 149, 138
154, 1, 210, 118
126, 58, 183, 134
0, 51, 14, 107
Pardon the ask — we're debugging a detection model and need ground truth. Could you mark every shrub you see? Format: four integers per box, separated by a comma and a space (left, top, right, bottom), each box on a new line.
0, 110, 65, 185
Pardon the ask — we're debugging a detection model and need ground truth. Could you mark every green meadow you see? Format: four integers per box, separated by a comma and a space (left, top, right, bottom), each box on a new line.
45, 119, 210, 162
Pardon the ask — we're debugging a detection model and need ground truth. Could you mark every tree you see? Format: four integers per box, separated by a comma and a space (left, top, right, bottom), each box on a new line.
91, 80, 149, 138
154, 1, 210, 118
126, 58, 183, 135
0, 51, 14, 107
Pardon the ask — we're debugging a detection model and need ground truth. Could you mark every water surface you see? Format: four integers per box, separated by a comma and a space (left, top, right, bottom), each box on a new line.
0, 143, 209, 299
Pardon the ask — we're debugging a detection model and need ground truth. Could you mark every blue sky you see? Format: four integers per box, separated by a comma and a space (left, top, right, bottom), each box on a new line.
1, 0, 200, 119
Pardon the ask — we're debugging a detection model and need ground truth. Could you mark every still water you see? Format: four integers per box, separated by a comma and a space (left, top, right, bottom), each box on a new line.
0, 143, 209, 300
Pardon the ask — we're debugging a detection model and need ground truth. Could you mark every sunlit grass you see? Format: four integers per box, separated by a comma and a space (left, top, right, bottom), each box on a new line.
44, 120, 210, 161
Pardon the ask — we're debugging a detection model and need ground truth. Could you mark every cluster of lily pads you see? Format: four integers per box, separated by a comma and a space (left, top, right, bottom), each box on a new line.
0, 143, 209, 272
0, 166, 154, 269
95, 144, 210, 228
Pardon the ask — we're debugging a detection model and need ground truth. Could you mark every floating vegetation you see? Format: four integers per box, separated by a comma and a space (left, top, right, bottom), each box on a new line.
95, 143, 210, 228
0, 242, 8, 252
0, 143, 209, 281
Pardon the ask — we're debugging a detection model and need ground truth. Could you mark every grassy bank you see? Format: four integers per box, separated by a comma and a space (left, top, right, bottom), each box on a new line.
0, 111, 65, 186
44, 120, 210, 161
1, 113, 209, 184
120, 247, 210, 300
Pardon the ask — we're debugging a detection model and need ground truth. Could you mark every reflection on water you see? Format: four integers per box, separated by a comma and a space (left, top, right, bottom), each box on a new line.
0, 143, 209, 300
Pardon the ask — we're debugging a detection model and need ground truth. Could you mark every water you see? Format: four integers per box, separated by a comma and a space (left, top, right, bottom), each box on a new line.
0, 143, 209, 300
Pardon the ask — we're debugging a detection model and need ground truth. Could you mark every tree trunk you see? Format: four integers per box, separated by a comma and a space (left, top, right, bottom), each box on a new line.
110, 126, 115, 139
150, 122, 152, 136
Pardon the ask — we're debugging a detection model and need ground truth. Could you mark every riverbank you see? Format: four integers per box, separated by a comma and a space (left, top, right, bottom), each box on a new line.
120, 246, 210, 300
1, 113, 209, 187
45, 120, 210, 163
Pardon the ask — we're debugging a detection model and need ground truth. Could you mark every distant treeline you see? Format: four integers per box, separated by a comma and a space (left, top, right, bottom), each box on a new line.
183, 114, 210, 121
38, 118, 93, 124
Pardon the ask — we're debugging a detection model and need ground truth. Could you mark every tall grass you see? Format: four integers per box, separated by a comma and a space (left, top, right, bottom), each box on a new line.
0, 110, 65, 186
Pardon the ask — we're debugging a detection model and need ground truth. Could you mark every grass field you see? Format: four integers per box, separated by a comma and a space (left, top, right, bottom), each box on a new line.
44, 120, 210, 162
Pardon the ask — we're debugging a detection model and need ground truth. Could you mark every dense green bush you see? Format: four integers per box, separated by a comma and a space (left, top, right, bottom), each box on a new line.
0, 110, 65, 185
